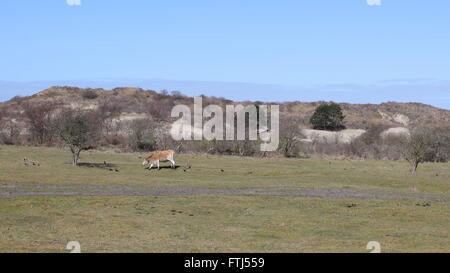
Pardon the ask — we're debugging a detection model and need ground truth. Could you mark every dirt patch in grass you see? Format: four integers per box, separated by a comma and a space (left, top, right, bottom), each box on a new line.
1, 183, 449, 201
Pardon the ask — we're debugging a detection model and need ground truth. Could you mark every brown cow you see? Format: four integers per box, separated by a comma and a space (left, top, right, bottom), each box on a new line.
142, 150, 176, 170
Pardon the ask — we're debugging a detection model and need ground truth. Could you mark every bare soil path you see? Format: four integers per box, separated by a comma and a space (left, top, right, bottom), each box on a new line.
1, 183, 449, 201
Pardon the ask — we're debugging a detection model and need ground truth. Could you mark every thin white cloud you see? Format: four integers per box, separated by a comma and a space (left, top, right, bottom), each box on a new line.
367, 0, 382, 6
67, 0, 81, 6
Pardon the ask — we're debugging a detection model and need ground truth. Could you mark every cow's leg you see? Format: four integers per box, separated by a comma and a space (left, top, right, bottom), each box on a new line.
157, 160, 160, 170
148, 164, 153, 170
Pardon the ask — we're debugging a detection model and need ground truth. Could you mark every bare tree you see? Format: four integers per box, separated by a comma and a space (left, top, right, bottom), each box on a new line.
0, 120, 21, 145
427, 127, 450, 163
127, 118, 156, 151
278, 117, 300, 157
145, 100, 173, 121
403, 128, 430, 173
56, 110, 96, 166
92, 98, 123, 135
22, 102, 58, 144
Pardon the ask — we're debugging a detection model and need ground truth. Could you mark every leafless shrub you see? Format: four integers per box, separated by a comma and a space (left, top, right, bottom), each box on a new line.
127, 118, 157, 151
155, 131, 179, 151
360, 123, 392, 146
101, 135, 126, 147
402, 128, 429, 173
400, 126, 450, 173
145, 100, 174, 121
344, 138, 367, 158
194, 139, 218, 154
278, 117, 301, 157
90, 98, 123, 137
170, 90, 186, 100
213, 141, 237, 155
429, 127, 450, 162
153, 90, 170, 101
98, 98, 123, 119
231, 140, 257, 156
0, 120, 22, 145
22, 102, 59, 145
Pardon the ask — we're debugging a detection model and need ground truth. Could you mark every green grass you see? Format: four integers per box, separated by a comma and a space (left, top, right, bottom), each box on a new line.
1, 145, 449, 194
0, 195, 448, 253
0, 145, 449, 253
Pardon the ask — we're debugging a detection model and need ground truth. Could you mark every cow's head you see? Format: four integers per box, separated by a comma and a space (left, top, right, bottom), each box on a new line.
142, 159, 149, 166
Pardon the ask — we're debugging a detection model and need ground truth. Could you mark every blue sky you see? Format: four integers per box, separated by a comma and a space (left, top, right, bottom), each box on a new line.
1, 0, 450, 108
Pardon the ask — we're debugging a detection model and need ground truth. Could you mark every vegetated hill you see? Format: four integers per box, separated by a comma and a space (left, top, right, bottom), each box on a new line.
1, 86, 450, 130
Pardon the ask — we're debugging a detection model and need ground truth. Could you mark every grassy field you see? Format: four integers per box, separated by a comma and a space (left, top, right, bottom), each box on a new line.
0, 145, 449, 252
1, 145, 449, 194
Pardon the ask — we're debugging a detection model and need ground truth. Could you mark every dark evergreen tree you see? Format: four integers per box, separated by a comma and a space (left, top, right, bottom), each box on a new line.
310, 103, 346, 131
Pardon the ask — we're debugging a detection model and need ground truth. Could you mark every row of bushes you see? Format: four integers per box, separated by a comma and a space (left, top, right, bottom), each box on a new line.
1, 100, 450, 171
